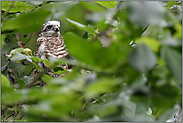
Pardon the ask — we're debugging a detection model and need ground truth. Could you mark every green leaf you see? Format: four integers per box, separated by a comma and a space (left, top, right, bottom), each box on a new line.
165, 1, 178, 9
151, 84, 181, 118
97, 19, 110, 32
41, 74, 53, 84
17, 79, 26, 88
1, 3, 53, 34
1, 34, 6, 48
63, 32, 126, 71
41, 59, 68, 74
1, 86, 22, 105
136, 36, 160, 52
128, 44, 157, 73
158, 104, 181, 122
161, 46, 182, 81
94, 1, 118, 9
31, 56, 39, 65
80, 1, 106, 12
1, 1, 35, 12
11, 52, 32, 63
1, 73, 10, 87
85, 78, 118, 99
40, 59, 54, 68
64, 17, 99, 35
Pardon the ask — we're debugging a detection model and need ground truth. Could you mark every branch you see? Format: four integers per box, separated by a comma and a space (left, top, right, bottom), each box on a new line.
15, 33, 25, 48
2, 102, 23, 122
24, 64, 57, 88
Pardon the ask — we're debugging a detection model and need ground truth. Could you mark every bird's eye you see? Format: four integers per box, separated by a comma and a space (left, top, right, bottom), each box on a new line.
47, 25, 52, 29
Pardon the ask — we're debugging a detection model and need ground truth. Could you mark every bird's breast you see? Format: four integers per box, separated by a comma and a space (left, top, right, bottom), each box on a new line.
44, 37, 68, 59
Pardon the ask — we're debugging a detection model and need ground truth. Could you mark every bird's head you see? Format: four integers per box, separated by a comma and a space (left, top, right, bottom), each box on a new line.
40, 21, 60, 37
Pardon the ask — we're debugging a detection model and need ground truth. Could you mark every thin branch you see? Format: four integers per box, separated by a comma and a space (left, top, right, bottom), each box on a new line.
3, 103, 23, 122
27, 68, 34, 76
24, 64, 57, 88
24, 33, 33, 44
16, 33, 25, 48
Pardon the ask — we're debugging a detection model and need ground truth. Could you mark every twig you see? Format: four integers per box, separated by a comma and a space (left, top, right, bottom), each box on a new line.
24, 64, 57, 88
27, 68, 34, 76
15, 33, 25, 48
3, 103, 23, 122
24, 33, 33, 44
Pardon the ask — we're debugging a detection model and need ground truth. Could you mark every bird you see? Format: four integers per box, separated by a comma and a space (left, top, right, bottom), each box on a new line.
33, 20, 71, 85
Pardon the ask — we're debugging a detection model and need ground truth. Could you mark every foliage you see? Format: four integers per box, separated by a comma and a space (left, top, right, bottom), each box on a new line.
1, 1, 182, 122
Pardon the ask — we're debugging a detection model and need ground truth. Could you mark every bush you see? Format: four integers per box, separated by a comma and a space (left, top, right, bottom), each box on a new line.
1, 1, 182, 122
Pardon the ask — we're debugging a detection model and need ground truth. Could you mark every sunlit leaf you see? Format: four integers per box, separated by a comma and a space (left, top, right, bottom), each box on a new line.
136, 36, 160, 52
1, 4, 53, 34
1, 1, 35, 12
85, 78, 118, 99
1, 73, 10, 87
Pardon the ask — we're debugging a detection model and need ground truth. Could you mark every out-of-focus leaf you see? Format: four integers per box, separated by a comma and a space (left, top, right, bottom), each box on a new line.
161, 46, 182, 81
63, 32, 127, 71
128, 44, 157, 73
11, 52, 32, 63
1, 73, 10, 87
25, 1, 43, 7
64, 17, 99, 35
1, 4, 53, 34
126, 1, 166, 27
1, 86, 22, 105
97, 19, 110, 32
86, 10, 115, 23
17, 79, 26, 88
173, 22, 182, 39
151, 84, 181, 109
41, 74, 53, 84
85, 78, 118, 99
158, 104, 181, 122
136, 36, 160, 52
41, 59, 68, 74
64, 3, 86, 25
94, 1, 118, 9
80, 1, 106, 12
27, 92, 82, 118
40, 59, 54, 68
165, 1, 178, 9
161, 34, 181, 46
1, 34, 6, 48
1, 1, 35, 12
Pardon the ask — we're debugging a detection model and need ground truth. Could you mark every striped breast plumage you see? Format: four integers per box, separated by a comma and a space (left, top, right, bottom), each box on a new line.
33, 21, 70, 84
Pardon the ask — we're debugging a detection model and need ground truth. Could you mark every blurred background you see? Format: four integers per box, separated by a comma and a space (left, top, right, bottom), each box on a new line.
1, 1, 182, 122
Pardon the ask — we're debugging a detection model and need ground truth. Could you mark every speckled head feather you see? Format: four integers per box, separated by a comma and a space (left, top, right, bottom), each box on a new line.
40, 20, 61, 37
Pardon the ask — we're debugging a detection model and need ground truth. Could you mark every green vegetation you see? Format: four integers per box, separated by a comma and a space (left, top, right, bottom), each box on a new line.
1, 1, 182, 122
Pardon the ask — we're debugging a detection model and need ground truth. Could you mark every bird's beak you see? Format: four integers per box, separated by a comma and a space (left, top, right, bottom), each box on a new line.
55, 26, 59, 31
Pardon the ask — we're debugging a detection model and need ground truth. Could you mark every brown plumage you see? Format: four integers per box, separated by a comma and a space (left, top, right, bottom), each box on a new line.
33, 21, 70, 85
